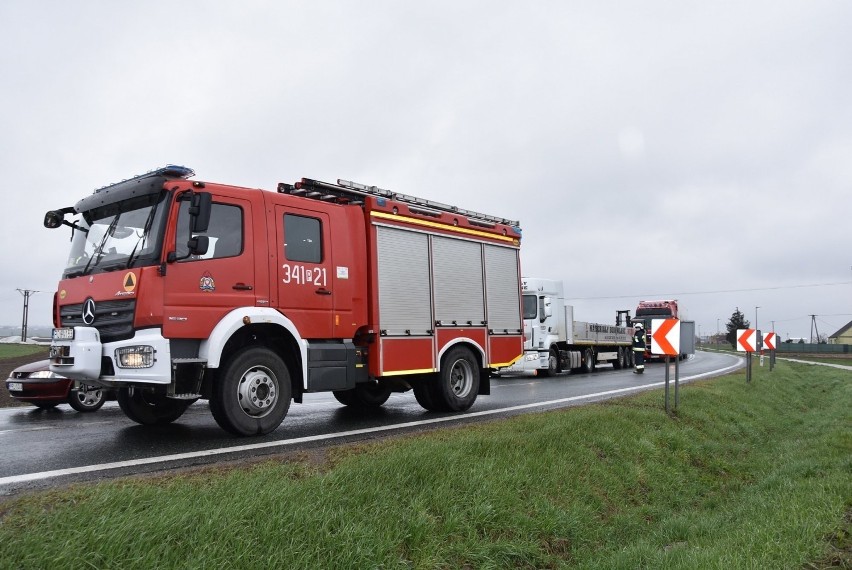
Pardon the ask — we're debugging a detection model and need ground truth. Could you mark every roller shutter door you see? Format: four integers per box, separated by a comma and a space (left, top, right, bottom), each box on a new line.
376, 226, 432, 335
484, 244, 522, 333
432, 236, 485, 325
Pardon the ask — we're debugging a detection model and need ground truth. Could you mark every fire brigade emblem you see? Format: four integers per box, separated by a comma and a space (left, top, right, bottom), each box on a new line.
199, 272, 216, 292
123, 272, 137, 293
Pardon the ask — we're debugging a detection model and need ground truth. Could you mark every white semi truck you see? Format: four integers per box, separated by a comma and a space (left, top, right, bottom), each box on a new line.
507, 277, 634, 376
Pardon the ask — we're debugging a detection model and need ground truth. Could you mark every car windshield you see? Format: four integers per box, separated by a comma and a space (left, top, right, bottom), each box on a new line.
63, 192, 170, 277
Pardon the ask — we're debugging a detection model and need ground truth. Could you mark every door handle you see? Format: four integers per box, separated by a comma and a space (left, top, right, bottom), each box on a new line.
315, 288, 332, 296
233, 283, 253, 291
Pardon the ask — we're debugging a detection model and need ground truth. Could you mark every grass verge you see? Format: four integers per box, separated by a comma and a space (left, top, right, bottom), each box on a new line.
0, 344, 47, 360
0, 361, 849, 569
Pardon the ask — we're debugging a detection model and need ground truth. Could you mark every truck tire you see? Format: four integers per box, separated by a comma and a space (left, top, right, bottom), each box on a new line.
333, 382, 392, 408
68, 384, 106, 412
432, 346, 480, 412
412, 378, 439, 411
117, 387, 193, 425
210, 347, 292, 436
612, 348, 623, 370
539, 348, 560, 377
582, 349, 596, 373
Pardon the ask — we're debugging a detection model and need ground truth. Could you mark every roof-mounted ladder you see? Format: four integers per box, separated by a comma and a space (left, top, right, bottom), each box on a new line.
277, 177, 519, 228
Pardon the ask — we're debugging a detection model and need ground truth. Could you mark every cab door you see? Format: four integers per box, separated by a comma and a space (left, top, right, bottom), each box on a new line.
163, 196, 256, 339
274, 205, 334, 339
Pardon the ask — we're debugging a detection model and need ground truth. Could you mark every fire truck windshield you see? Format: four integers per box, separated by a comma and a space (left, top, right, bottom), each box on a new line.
63, 192, 169, 278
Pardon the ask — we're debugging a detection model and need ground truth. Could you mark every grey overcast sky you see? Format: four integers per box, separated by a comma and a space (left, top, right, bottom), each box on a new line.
1, 1, 850, 341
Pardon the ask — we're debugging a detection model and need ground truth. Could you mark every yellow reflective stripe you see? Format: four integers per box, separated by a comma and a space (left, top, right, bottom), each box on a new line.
381, 368, 437, 377
371, 211, 517, 243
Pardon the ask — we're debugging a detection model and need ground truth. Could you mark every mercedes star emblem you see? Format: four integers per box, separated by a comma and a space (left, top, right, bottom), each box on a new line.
82, 298, 96, 325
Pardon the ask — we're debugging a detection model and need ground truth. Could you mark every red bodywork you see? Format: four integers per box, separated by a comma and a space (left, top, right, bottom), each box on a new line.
5, 360, 73, 403
53, 177, 524, 382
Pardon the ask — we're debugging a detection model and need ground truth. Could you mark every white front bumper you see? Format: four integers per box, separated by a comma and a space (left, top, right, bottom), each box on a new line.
50, 327, 173, 386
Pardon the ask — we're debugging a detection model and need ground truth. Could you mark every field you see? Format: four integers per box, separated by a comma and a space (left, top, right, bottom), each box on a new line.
0, 359, 849, 569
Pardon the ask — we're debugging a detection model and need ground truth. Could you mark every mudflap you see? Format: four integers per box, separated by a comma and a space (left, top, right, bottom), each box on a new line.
478, 371, 491, 395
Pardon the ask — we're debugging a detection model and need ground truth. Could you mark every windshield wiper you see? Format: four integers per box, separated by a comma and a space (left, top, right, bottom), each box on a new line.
125, 202, 160, 269
80, 214, 121, 276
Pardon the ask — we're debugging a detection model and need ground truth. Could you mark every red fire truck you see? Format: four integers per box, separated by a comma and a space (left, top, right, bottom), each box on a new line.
44, 166, 524, 435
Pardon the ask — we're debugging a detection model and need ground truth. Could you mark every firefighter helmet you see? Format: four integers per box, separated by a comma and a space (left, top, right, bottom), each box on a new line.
635, 322, 644, 329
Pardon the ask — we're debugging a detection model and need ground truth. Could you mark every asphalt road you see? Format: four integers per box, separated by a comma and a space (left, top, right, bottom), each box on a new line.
0, 350, 742, 496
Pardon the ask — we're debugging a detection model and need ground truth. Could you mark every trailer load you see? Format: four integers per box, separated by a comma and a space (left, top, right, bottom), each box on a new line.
506, 277, 633, 376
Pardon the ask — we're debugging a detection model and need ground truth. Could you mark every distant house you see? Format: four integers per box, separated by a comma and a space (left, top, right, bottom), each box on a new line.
828, 320, 852, 344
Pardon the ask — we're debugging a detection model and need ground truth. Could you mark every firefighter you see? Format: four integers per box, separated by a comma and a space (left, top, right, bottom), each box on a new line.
632, 322, 646, 374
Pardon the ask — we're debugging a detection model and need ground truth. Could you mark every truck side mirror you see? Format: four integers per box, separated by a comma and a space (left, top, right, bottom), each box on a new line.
187, 235, 210, 256
544, 297, 553, 318
189, 192, 212, 233
44, 210, 65, 229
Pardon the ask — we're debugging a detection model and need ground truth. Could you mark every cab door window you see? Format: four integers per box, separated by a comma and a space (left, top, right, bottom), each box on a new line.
284, 214, 322, 263
176, 201, 244, 260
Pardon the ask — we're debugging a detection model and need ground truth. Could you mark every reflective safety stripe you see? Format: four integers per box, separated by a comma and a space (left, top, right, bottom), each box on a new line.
633, 347, 645, 352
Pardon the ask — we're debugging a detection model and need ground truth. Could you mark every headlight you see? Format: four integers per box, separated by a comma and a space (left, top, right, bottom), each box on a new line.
115, 346, 155, 369
27, 370, 58, 379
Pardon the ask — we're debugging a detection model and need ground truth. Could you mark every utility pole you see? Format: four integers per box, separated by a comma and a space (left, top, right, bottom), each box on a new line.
17, 289, 40, 343
810, 315, 820, 344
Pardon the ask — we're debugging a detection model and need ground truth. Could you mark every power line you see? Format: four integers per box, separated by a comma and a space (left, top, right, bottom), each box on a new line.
16, 289, 41, 342
567, 281, 852, 301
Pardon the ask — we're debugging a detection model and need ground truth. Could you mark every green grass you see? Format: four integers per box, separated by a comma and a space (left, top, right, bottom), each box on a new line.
0, 361, 849, 569
0, 344, 47, 360
781, 355, 852, 365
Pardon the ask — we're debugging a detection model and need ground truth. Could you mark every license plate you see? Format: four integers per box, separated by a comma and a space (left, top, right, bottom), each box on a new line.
7, 382, 23, 392
53, 328, 74, 341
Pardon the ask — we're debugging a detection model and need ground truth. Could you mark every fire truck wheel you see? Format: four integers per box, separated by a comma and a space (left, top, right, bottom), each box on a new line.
582, 349, 595, 373
117, 388, 193, 425
412, 379, 439, 411
333, 383, 392, 408
68, 384, 106, 412
433, 346, 480, 412
211, 347, 292, 436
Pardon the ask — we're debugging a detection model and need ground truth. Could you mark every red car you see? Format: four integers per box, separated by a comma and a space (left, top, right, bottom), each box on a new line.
5, 359, 109, 412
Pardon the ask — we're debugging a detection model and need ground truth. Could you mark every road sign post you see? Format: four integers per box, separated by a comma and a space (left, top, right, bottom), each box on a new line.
763, 332, 777, 372
675, 353, 680, 408
737, 329, 757, 382
652, 319, 681, 414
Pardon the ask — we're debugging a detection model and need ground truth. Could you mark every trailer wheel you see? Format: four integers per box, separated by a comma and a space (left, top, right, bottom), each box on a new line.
433, 346, 480, 411
612, 348, 623, 370
117, 387, 193, 425
582, 349, 596, 373
333, 382, 392, 408
210, 347, 291, 436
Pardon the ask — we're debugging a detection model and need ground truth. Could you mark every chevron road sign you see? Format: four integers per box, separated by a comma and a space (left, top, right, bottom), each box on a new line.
737, 329, 757, 352
763, 331, 777, 351
651, 318, 680, 356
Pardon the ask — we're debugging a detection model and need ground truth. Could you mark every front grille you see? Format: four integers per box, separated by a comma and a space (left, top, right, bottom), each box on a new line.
60, 299, 137, 343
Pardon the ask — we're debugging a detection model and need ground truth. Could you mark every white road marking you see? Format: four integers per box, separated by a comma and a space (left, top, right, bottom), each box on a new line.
0, 355, 742, 487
